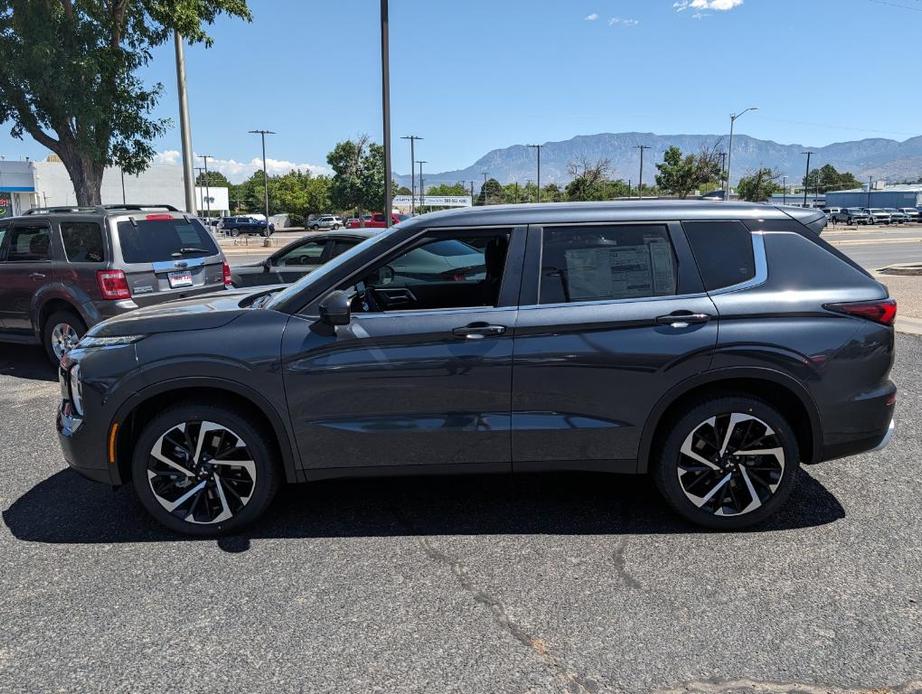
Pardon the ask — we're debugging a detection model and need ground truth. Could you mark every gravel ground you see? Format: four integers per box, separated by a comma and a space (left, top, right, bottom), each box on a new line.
1, 336, 920, 694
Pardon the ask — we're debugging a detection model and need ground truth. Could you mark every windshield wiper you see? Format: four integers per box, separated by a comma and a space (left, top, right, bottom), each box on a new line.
172, 247, 210, 257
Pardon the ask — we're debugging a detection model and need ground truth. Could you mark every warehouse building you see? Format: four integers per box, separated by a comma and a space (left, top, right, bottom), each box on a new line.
825, 185, 922, 209
0, 157, 228, 217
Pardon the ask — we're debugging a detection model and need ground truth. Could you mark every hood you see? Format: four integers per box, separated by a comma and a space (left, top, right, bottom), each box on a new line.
88, 288, 258, 337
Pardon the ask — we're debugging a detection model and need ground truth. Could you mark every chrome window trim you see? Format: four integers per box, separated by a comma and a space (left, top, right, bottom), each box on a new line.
708, 230, 768, 296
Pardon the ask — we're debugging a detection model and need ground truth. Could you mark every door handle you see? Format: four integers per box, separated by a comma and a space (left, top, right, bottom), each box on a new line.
655, 312, 711, 328
451, 323, 506, 339
29, 272, 46, 280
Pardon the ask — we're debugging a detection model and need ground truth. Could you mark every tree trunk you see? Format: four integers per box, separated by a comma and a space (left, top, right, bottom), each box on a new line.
58, 148, 105, 206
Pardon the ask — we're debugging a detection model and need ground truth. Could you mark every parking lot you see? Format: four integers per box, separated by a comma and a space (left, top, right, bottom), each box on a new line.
1, 330, 921, 692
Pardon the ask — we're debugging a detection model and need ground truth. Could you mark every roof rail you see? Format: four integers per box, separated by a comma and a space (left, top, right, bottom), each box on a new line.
99, 204, 180, 212
23, 203, 181, 216
23, 206, 99, 215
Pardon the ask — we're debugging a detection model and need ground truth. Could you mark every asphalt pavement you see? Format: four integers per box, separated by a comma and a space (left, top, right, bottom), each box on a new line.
1, 336, 921, 693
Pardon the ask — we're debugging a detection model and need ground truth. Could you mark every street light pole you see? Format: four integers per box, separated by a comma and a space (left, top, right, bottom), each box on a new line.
380, 0, 393, 227
416, 160, 427, 209
248, 130, 275, 235
527, 144, 542, 202
635, 144, 651, 198
482, 171, 488, 205
202, 154, 212, 219
173, 32, 196, 213
401, 135, 422, 215
782, 176, 787, 205
194, 166, 205, 212
801, 151, 813, 207
726, 106, 758, 201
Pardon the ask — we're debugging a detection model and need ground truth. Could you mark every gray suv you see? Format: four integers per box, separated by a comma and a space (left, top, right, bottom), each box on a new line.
57, 201, 896, 536
0, 204, 230, 363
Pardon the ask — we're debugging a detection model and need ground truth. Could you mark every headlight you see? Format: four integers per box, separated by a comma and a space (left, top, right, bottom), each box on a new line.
77, 335, 144, 349
70, 363, 84, 416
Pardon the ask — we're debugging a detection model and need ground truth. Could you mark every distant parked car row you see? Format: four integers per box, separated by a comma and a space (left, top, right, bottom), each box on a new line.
823, 206, 921, 225
219, 216, 275, 237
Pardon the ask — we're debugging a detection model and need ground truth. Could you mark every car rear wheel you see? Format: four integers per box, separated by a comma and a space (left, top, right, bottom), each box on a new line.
42, 310, 86, 364
652, 396, 800, 529
131, 404, 281, 536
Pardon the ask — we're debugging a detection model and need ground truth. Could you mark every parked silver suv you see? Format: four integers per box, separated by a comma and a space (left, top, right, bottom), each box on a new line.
0, 204, 230, 363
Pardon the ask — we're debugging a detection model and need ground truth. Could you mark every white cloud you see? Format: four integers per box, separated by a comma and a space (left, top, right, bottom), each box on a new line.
153, 150, 331, 183
609, 16, 640, 26
674, 0, 742, 12
584, 12, 599, 20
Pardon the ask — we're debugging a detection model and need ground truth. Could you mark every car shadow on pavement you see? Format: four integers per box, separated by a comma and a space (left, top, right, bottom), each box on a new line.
3, 467, 845, 551
0, 343, 56, 382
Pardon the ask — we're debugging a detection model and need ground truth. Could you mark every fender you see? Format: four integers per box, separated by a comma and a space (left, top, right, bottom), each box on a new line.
111, 375, 302, 484
30, 282, 95, 336
636, 365, 823, 473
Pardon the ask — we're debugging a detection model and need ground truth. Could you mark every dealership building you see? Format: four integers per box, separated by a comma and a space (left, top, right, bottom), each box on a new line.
824, 184, 922, 209
0, 157, 228, 217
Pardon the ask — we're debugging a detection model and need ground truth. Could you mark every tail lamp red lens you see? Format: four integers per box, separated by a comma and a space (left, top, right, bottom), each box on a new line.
96, 270, 131, 300
825, 298, 897, 326
145, 213, 174, 221
222, 260, 232, 287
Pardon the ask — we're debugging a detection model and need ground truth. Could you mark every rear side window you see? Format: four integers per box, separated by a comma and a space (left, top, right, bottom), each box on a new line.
6, 224, 51, 262
683, 221, 755, 291
117, 219, 218, 263
539, 225, 677, 304
61, 222, 105, 263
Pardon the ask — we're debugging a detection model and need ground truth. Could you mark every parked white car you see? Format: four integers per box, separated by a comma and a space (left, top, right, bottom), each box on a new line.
308, 214, 344, 230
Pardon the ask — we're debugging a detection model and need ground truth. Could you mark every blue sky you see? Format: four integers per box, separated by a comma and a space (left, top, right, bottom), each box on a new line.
3, 0, 922, 181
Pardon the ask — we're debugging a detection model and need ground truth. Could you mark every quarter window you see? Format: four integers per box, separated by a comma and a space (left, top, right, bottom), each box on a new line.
61, 222, 105, 263
682, 221, 755, 291
6, 224, 51, 262
539, 225, 677, 304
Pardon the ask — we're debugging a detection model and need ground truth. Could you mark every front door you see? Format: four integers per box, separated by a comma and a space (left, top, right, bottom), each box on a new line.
0, 220, 53, 332
511, 222, 718, 469
281, 226, 522, 472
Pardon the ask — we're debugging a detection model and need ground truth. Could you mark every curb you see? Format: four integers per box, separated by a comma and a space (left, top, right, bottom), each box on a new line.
896, 316, 922, 337
878, 263, 922, 276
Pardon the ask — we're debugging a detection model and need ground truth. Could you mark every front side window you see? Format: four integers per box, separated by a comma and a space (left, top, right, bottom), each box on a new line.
61, 222, 105, 263
275, 239, 325, 267
6, 224, 51, 262
344, 229, 511, 312
539, 225, 677, 304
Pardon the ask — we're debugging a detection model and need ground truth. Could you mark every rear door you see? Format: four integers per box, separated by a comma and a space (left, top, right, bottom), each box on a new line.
112, 214, 225, 306
511, 222, 718, 470
0, 220, 53, 332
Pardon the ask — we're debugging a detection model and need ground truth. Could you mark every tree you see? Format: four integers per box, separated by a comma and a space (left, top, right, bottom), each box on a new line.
565, 158, 613, 201
195, 171, 232, 188
804, 164, 862, 193
427, 182, 467, 196
396, 185, 412, 196
477, 178, 504, 206
655, 144, 722, 199
327, 135, 385, 216
0, 0, 250, 205
542, 183, 563, 202
736, 168, 781, 202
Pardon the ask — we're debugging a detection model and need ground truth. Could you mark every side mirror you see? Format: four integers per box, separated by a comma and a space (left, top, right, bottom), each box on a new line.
319, 290, 352, 326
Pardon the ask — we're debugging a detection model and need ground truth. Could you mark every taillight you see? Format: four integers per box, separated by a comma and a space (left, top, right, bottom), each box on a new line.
145, 213, 173, 221
96, 270, 131, 300
222, 260, 232, 287
825, 298, 897, 326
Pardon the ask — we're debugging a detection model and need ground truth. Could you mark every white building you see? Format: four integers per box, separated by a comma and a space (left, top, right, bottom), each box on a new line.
0, 157, 229, 217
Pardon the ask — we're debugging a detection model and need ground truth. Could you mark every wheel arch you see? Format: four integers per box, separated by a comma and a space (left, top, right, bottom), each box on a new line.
112, 377, 301, 486
33, 290, 90, 337
637, 367, 822, 473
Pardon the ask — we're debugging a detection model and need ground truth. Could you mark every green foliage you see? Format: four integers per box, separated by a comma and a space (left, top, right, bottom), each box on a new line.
736, 168, 781, 202
327, 135, 385, 214
195, 170, 232, 188
427, 182, 468, 196
476, 178, 504, 205
654, 144, 722, 199
396, 185, 412, 196
0, 0, 250, 204
231, 168, 332, 224
803, 164, 862, 193
563, 158, 634, 201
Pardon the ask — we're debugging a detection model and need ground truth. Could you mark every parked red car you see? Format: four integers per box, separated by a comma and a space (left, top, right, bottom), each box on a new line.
345, 212, 407, 228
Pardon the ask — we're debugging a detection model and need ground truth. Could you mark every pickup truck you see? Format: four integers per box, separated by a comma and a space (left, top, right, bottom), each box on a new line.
220, 216, 276, 237
345, 212, 407, 229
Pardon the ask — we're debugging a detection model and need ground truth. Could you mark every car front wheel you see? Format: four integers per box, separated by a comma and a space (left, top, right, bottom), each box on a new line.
131, 404, 280, 536
652, 396, 800, 530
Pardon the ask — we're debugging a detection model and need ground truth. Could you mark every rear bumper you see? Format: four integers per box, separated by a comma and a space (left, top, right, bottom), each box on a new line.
818, 380, 896, 462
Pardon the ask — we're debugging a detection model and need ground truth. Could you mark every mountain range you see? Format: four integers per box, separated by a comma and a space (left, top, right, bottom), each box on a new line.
396, 132, 922, 189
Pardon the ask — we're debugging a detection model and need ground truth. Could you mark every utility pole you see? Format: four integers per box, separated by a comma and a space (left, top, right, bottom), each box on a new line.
202, 154, 212, 218
249, 130, 275, 240
174, 32, 196, 213
726, 106, 758, 201
782, 175, 787, 205
469, 180, 474, 202
194, 166, 206, 213
527, 144, 542, 202
380, 0, 393, 226
482, 171, 488, 205
635, 145, 651, 198
802, 151, 813, 207
401, 135, 422, 214
719, 152, 727, 192
416, 160, 427, 209
120, 168, 126, 204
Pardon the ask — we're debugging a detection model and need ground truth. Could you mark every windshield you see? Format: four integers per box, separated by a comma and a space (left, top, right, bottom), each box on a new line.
116, 218, 218, 263
265, 228, 395, 311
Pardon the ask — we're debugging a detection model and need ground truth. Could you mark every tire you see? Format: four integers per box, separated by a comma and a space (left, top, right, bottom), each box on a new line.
311, 224, 319, 230
651, 396, 800, 530
261, 229, 270, 238
42, 309, 86, 364
230, 229, 240, 238
131, 403, 281, 536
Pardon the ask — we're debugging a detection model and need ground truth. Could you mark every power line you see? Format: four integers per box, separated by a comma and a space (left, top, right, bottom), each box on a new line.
866, 0, 922, 11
